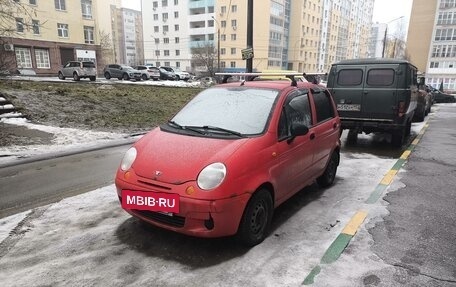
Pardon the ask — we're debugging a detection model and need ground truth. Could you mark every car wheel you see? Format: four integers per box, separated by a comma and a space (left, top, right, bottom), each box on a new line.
237, 189, 273, 247
123, 73, 129, 80
104, 72, 111, 80
317, 150, 339, 188
141, 74, 148, 81
175, 75, 181, 81
391, 128, 405, 147
73, 73, 80, 81
90, 76, 96, 81
58, 72, 65, 80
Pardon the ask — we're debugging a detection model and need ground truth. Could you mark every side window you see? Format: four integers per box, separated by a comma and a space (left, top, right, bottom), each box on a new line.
313, 90, 335, 123
278, 91, 312, 140
367, 69, 395, 86
337, 69, 363, 86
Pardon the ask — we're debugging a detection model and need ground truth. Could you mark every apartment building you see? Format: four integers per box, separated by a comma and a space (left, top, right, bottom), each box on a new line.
407, 0, 456, 92
0, 0, 143, 76
369, 23, 387, 58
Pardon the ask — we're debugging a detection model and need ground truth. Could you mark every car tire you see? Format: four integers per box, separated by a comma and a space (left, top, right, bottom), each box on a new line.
175, 75, 181, 81
73, 73, 80, 81
391, 128, 405, 147
141, 74, 148, 81
123, 73, 129, 80
237, 189, 273, 247
317, 150, 339, 188
58, 72, 65, 80
90, 76, 96, 81
347, 129, 358, 144
104, 72, 111, 80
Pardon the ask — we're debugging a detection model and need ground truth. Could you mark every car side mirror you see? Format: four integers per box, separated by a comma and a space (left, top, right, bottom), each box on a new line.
287, 122, 309, 144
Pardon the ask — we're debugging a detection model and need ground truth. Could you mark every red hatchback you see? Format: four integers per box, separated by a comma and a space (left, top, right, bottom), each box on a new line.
115, 74, 341, 246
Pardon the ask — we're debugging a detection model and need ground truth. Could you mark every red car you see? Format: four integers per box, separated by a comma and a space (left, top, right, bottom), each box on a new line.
115, 73, 341, 246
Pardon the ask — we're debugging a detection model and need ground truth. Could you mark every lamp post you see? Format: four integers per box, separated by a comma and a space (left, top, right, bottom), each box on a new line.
382, 16, 405, 58
211, 16, 221, 73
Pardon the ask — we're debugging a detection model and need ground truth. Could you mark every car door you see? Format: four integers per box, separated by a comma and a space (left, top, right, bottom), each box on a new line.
62, 62, 72, 77
308, 89, 340, 174
271, 89, 315, 205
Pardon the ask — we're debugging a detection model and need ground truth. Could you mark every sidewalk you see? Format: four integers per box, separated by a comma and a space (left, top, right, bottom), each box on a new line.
313, 103, 456, 286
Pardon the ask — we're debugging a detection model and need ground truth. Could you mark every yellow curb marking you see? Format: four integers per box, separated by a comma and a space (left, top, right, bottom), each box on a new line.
400, 150, 411, 160
380, 170, 398, 185
412, 138, 420, 145
341, 210, 368, 236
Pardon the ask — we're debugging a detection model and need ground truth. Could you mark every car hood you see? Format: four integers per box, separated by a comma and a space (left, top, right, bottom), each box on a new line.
132, 128, 248, 184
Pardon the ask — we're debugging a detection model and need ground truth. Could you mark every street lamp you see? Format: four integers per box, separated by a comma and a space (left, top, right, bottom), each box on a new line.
211, 16, 221, 72
382, 16, 405, 58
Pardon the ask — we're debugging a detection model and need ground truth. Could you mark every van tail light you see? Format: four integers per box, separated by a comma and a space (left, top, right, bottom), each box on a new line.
398, 101, 406, 117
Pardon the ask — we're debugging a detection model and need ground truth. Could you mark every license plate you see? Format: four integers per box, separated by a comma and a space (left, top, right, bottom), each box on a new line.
121, 190, 179, 213
337, 104, 361, 111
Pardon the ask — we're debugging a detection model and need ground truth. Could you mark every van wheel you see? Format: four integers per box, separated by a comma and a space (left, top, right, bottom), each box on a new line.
237, 189, 273, 247
391, 128, 405, 147
58, 72, 65, 80
317, 151, 339, 188
347, 129, 358, 144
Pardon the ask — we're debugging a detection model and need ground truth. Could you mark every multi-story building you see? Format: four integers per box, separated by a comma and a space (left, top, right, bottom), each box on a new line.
369, 23, 387, 58
0, 0, 143, 76
407, 0, 456, 92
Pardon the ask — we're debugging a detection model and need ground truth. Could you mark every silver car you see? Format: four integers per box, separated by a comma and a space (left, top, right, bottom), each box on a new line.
58, 61, 97, 81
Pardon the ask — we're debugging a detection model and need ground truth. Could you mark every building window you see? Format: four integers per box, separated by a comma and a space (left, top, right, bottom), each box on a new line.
155, 38, 159, 44
57, 23, 69, 38
174, 24, 179, 31
163, 13, 168, 21
175, 50, 180, 56
231, 48, 236, 54
232, 5, 237, 12
175, 61, 180, 67
231, 20, 237, 27
29, 0, 37, 5
221, 6, 226, 13
221, 61, 226, 68
230, 61, 236, 68
55, 0, 66, 10
16, 18, 24, 33
162, 0, 167, 7
164, 61, 170, 66
84, 26, 94, 44
221, 34, 226, 41
174, 0, 178, 5
231, 34, 236, 41
15, 47, 32, 68
164, 38, 169, 44
35, 49, 50, 68
81, 0, 92, 19
153, 1, 158, 8
164, 50, 170, 56
174, 11, 178, 18
154, 26, 159, 32
32, 19, 40, 34
163, 25, 169, 32
155, 50, 160, 56
221, 48, 226, 55
221, 20, 226, 28
175, 37, 179, 43
154, 14, 158, 20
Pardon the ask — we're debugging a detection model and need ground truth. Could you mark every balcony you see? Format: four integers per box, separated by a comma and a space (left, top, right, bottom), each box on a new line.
189, 0, 215, 9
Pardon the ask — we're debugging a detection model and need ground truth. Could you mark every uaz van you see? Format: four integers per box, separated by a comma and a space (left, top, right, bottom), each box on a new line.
326, 58, 418, 147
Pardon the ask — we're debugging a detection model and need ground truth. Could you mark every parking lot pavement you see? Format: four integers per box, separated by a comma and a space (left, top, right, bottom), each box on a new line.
311, 104, 456, 286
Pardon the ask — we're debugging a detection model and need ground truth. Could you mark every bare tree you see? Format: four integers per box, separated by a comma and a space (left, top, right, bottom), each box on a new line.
191, 42, 217, 77
98, 30, 114, 67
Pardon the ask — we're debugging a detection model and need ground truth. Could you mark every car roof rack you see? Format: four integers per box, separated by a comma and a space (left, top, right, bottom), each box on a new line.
215, 72, 308, 86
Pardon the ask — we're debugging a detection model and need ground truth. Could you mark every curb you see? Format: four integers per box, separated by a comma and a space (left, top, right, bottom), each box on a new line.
302, 117, 432, 285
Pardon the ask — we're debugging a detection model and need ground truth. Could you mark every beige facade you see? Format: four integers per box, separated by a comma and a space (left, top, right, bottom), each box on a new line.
406, 0, 437, 73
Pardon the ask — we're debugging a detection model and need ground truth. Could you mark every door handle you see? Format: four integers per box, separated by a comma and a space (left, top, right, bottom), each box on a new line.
333, 122, 338, 129
310, 133, 316, 140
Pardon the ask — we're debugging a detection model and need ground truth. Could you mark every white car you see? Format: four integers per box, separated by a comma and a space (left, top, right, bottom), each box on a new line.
160, 66, 190, 81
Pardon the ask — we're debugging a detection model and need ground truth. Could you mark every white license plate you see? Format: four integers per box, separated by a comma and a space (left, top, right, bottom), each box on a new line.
337, 104, 361, 111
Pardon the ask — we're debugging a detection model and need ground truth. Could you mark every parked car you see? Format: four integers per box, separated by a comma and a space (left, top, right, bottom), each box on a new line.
134, 65, 160, 81
160, 66, 190, 81
429, 87, 456, 103
115, 72, 341, 246
58, 61, 97, 81
103, 64, 142, 81
327, 58, 418, 147
413, 88, 432, 122
158, 67, 176, 80
132, 65, 151, 81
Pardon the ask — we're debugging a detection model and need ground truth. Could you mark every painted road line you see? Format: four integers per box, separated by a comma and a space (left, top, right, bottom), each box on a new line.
303, 211, 367, 285
380, 169, 398, 185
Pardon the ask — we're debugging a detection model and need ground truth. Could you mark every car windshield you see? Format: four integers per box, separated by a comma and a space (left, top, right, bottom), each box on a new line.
121, 65, 133, 70
170, 87, 279, 135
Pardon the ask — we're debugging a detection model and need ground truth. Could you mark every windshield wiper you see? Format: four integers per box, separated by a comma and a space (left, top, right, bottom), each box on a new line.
167, 120, 205, 135
200, 125, 244, 137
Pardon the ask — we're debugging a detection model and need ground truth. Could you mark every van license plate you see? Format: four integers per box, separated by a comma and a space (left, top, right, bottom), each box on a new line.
337, 104, 361, 111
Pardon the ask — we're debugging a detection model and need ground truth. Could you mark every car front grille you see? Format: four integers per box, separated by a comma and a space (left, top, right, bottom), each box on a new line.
134, 210, 185, 228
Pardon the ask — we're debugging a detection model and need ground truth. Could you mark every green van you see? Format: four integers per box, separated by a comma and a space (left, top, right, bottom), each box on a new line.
327, 58, 418, 147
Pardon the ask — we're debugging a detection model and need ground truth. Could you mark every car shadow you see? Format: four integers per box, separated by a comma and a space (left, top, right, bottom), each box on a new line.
115, 183, 326, 268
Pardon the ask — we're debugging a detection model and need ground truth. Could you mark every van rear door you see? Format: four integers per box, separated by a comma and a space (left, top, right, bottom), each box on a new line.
329, 65, 366, 119
363, 64, 399, 121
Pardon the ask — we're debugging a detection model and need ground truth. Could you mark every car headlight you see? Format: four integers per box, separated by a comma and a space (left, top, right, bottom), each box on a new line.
120, 147, 137, 171
197, 163, 226, 190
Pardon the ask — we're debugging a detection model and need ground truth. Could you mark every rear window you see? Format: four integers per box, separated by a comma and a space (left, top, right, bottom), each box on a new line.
367, 69, 395, 86
337, 69, 363, 86
82, 62, 95, 68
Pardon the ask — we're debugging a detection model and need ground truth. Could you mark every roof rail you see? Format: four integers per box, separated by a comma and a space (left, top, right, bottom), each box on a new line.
215, 72, 306, 86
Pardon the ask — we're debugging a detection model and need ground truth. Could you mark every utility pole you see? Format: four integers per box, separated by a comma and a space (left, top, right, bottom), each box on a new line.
212, 16, 221, 73
246, 0, 253, 73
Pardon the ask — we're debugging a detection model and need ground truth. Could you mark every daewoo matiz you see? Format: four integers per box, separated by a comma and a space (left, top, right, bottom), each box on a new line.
115, 73, 341, 246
